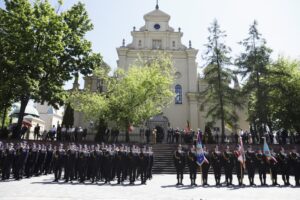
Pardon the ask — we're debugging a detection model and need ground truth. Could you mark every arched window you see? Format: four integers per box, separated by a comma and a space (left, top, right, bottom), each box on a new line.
175, 84, 182, 104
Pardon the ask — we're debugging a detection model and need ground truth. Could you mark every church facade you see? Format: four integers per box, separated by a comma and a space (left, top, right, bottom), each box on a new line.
75, 5, 249, 138
117, 6, 200, 131
117, 6, 249, 133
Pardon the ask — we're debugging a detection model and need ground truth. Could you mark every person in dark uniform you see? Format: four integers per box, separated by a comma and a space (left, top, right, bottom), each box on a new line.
64, 146, 73, 183
103, 146, 113, 184
175, 129, 180, 144
109, 146, 115, 181
44, 144, 53, 175
95, 145, 102, 182
173, 144, 185, 185
115, 147, 125, 184
12, 143, 20, 180
167, 128, 172, 143
223, 145, 234, 186
2, 143, 14, 180
202, 146, 210, 186
127, 146, 137, 184
34, 144, 46, 176
52, 147, 61, 182
139, 147, 149, 184
234, 145, 245, 186
88, 145, 98, 183
211, 145, 222, 186
34, 124, 40, 140
78, 145, 89, 183
25, 144, 38, 178
246, 145, 256, 186
278, 147, 290, 186
187, 145, 197, 186
290, 147, 300, 186
13, 143, 26, 180
99, 144, 105, 182
70, 145, 77, 182
147, 146, 153, 180
256, 149, 268, 186
269, 148, 279, 186
145, 128, 151, 144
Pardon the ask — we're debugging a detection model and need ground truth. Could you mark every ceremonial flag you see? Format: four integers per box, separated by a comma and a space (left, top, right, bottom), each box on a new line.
263, 137, 277, 162
196, 136, 208, 166
237, 136, 246, 168
128, 124, 134, 133
185, 120, 191, 132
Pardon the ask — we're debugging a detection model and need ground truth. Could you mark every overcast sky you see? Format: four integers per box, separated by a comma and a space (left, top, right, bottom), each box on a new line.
2, 0, 300, 89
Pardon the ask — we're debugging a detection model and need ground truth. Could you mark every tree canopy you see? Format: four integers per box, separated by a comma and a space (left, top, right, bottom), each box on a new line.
264, 57, 300, 132
235, 20, 273, 136
201, 20, 243, 142
0, 0, 102, 138
68, 54, 175, 142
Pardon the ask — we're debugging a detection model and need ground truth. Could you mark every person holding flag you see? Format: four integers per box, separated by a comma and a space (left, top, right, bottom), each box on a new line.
195, 133, 209, 186
263, 137, 277, 162
187, 145, 198, 186
263, 137, 279, 186
202, 145, 210, 186
211, 145, 222, 186
256, 149, 268, 186
278, 147, 290, 186
223, 145, 234, 186
234, 136, 246, 186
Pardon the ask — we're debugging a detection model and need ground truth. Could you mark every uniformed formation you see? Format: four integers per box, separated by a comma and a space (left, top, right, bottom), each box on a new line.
174, 144, 300, 187
0, 141, 153, 185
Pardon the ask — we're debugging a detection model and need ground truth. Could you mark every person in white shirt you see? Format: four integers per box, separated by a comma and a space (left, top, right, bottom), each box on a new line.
50, 125, 57, 141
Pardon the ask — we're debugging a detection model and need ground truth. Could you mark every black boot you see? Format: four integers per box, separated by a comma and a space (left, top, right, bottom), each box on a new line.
193, 179, 197, 186
180, 178, 183, 185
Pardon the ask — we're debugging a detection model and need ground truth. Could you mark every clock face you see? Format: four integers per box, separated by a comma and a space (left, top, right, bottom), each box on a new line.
154, 24, 160, 30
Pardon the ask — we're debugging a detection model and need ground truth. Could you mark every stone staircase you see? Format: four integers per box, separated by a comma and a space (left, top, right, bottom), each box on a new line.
152, 143, 179, 174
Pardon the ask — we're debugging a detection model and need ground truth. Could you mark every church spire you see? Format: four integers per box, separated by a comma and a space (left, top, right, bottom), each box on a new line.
155, 0, 159, 9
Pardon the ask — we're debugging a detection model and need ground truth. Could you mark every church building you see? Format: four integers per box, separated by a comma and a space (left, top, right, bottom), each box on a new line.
74, 4, 248, 138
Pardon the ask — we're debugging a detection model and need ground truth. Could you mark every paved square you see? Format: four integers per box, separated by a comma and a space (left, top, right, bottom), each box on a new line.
0, 174, 299, 200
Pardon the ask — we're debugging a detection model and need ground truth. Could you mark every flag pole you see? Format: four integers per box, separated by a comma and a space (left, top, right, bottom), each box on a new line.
270, 167, 273, 184
200, 165, 203, 185
240, 163, 243, 185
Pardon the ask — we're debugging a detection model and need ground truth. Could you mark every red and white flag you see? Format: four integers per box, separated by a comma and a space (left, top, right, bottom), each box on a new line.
237, 136, 246, 168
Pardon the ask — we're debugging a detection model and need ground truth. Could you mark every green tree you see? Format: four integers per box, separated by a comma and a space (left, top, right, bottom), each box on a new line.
235, 20, 272, 137
68, 54, 175, 142
202, 20, 242, 142
265, 57, 300, 132
62, 103, 74, 128
0, 0, 102, 138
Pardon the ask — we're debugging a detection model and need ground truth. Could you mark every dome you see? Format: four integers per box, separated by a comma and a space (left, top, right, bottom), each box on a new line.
10, 103, 40, 118
143, 8, 170, 22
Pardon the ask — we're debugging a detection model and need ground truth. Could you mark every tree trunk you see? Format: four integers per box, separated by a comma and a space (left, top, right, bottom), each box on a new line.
215, 46, 225, 143
125, 120, 130, 143
1, 106, 7, 130
13, 96, 29, 139
125, 130, 130, 143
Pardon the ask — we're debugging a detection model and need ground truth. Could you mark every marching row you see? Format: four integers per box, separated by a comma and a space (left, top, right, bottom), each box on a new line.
174, 144, 300, 187
0, 141, 153, 185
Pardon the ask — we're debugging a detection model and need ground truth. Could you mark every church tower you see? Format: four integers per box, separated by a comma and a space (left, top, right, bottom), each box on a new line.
117, 5, 200, 131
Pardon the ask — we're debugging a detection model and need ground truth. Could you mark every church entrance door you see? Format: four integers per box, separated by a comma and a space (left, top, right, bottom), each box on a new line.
146, 115, 169, 143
